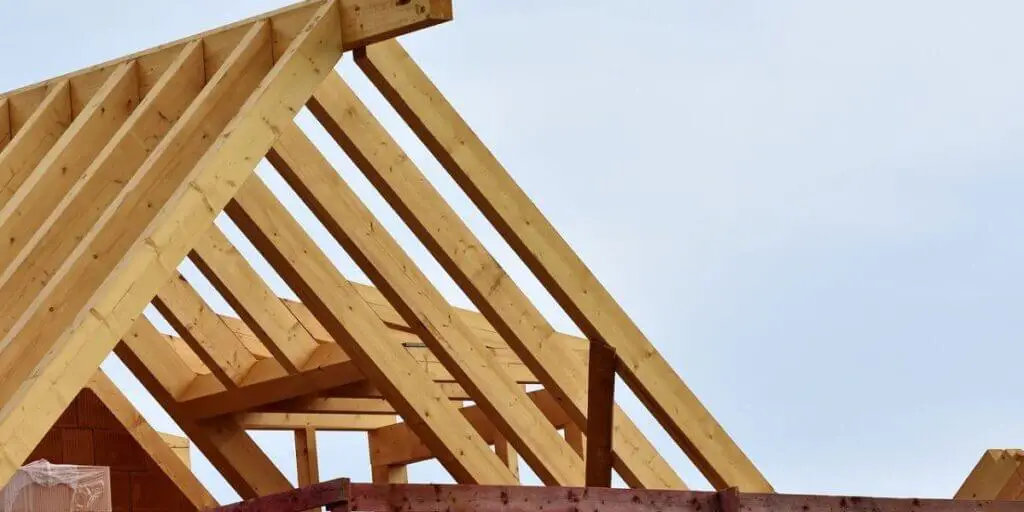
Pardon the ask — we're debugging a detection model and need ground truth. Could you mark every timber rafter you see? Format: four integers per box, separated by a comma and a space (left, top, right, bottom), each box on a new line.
0, 0, 770, 500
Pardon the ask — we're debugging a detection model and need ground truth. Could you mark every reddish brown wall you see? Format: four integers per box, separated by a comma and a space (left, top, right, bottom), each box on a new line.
23, 389, 196, 512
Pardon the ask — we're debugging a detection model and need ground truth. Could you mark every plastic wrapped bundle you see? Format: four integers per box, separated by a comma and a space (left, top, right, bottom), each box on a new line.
0, 460, 111, 511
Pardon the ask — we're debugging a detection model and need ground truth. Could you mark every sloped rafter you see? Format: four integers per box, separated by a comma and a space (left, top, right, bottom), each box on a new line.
309, 70, 684, 490
267, 121, 584, 485
356, 40, 769, 491
0, 0, 774, 497
956, 450, 1024, 501
0, 0, 449, 487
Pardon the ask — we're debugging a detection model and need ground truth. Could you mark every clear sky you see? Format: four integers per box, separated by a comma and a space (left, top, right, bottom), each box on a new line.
2, 0, 1023, 503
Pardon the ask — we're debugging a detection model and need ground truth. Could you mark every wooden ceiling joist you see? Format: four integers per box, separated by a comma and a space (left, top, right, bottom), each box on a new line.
0, 0, 772, 498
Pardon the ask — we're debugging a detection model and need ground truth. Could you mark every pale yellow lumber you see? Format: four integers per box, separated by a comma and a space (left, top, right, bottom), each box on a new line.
225, 176, 517, 485
0, 80, 71, 210
295, 427, 319, 489
0, 62, 138, 275
0, 2, 343, 487
269, 122, 582, 485
190, 226, 319, 372
311, 70, 683, 490
358, 40, 762, 490
238, 412, 397, 431
153, 273, 262, 387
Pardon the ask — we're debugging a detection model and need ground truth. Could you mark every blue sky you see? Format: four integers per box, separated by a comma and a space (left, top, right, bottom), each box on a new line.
3, 0, 1023, 503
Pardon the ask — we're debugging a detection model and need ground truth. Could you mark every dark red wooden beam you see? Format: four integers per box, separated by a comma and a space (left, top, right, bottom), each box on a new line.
586, 341, 616, 487
348, 483, 1024, 512
206, 478, 349, 511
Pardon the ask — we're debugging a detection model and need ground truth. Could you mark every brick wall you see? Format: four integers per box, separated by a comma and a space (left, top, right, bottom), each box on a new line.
22, 389, 196, 512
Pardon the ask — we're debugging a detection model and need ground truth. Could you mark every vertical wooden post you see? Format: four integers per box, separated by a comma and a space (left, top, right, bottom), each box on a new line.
494, 435, 520, 482
585, 342, 616, 487
369, 430, 409, 484
295, 428, 320, 486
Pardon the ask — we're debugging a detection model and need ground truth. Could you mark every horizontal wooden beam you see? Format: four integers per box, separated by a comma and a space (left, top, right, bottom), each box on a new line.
349, 485, 1024, 512
369, 389, 570, 467
235, 412, 398, 431
0, 0, 452, 130
260, 397, 397, 415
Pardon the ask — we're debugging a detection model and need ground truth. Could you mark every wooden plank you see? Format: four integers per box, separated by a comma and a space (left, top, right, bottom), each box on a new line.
225, 176, 517, 485
0, 2, 342, 487
369, 435, 408, 484
0, 100, 9, 153
152, 273, 261, 387
369, 389, 571, 467
0, 41, 204, 327
0, 80, 71, 211
269, 122, 582, 485
295, 428, 319, 486
0, 62, 139, 277
309, 71, 683, 490
190, 226, 319, 372
565, 424, 586, 459
0, 0, 451, 118
357, 40, 759, 491
585, 342, 615, 488
87, 370, 217, 509
238, 412, 396, 431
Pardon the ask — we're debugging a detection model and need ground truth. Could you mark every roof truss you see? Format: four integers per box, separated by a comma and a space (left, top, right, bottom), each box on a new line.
0, 0, 771, 498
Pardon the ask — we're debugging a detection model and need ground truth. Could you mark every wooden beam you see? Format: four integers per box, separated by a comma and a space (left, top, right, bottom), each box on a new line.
369, 389, 572, 467
225, 176, 517, 485
295, 428, 320, 486
357, 40, 762, 491
0, 62, 138, 276
262, 397, 397, 415
0, 0, 451, 121
152, 272, 262, 387
0, 1, 343, 486
237, 412, 397, 431
309, 71, 683, 490
86, 370, 218, 509
269, 122, 582, 485
585, 342, 616, 488
190, 226, 319, 372
0, 41, 204, 327
0, 80, 71, 210
159, 433, 192, 468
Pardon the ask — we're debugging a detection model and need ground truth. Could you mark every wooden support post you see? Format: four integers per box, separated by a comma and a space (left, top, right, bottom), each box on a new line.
370, 434, 409, 484
586, 342, 616, 488
310, 71, 684, 490
295, 427, 320, 486
356, 40, 766, 491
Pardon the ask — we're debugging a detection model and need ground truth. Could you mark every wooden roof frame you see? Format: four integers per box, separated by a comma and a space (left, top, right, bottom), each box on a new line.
0, 0, 772, 499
